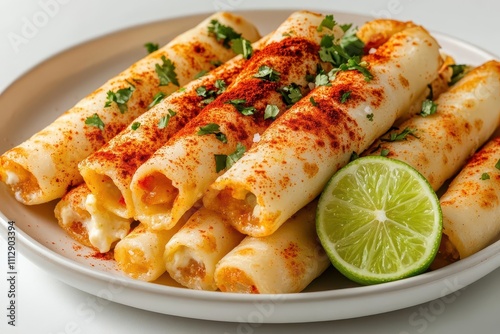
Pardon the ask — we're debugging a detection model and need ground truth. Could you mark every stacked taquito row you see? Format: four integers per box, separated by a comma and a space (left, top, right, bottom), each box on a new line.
0, 12, 260, 204
123, 16, 444, 292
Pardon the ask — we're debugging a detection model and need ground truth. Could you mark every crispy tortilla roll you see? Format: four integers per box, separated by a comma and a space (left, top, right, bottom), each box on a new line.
130, 11, 343, 230
164, 207, 244, 290
214, 201, 329, 294
113, 223, 179, 281
78, 36, 269, 220
0, 12, 260, 205
367, 60, 500, 190
54, 183, 133, 252
436, 137, 500, 266
204, 25, 443, 237
356, 19, 416, 51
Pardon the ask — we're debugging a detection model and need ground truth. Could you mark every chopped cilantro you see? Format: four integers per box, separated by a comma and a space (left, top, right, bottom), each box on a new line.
144, 42, 159, 54
449, 64, 468, 86
214, 142, 246, 172
208, 19, 242, 48
155, 56, 179, 87
310, 97, 318, 106
264, 104, 279, 120
496, 159, 500, 170
215, 79, 226, 94
225, 99, 256, 116
350, 151, 359, 161
366, 113, 374, 121
317, 14, 336, 32
158, 109, 176, 129
195, 70, 209, 79
131, 122, 141, 130
481, 173, 490, 180
196, 80, 226, 105
382, 127, 418, 142
104, 82, 136, 113
147, 91, 166, 110
340, 90, 352, 103
210, 59, 223, 67
314, 72, 331, 87
231, 37, 253, 59
197, 123, 227, 143
85, 113, 105, 130
254, 65, 281, 82
339, 25, 365, 58
380, 148, 390, 157
420, 99, 438, 117
279, 83, 303, 106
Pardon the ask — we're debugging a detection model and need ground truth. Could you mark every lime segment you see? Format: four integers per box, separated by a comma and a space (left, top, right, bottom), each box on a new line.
316, 156, 442, 285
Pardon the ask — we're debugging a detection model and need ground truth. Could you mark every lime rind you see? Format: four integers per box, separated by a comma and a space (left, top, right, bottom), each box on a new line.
316, 156, 442, 285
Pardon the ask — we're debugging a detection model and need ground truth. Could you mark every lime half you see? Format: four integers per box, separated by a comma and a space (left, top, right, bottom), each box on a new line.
316, 156, 442, 285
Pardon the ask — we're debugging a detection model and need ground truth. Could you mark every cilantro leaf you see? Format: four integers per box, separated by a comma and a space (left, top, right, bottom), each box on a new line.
420, 99, 438, 117
85, 113, 105, 130
104, 83, 136, 113
314, 72, 331, 87
350, 151, 359, 161
208, 19, 242, 48
155, 56, 179, 87
225, 99, 256, 116
264, 104, 279, 120
380, 148, 390, 157
279, 83, 303, 106
197, 123, 228, 143
214, 142, 246, 173
231, 38, 253, 59
144, 42, 159, 54
215, 79, 226, 94
131, 122, 141, 130
340, 90, 352, 103
147, 91, 166, 110
195, 70, 209, 79
339, 25, 365, 57
310, 97, 318, 106
481, 173, 491, 180
158, 109, 177, 129
381, 127, 418, 142
254, 65, 281, 82
449, 64, 468, 86
317, 14, 336, 32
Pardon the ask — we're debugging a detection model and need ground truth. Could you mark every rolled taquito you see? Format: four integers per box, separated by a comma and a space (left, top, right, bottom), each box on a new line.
0, 12, 260, 204
114, 207, 197, 281
436, 136, 500, 266
130, 11, 343, 230
54, 183, 133, 252
214, 200, 329, 294
367, 60, 500, 190
164, 207, 244, 290
204, 25, 443, 237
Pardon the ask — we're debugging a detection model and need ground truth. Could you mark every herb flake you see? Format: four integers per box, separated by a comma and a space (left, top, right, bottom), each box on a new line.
104, 83, 136, 113
158, 109, 177, 129
254, 65, 281, 82
197, 123, 227, 143
420, 99, 438, 117
155, 56, 179, 87
85, 113, 105, 130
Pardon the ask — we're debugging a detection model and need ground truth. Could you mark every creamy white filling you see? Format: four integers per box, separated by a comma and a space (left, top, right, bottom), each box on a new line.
5, 171, 19, 185
85, 194, 131, 253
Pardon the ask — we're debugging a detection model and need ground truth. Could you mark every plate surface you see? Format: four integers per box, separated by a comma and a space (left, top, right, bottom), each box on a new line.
0, 10, 499, 323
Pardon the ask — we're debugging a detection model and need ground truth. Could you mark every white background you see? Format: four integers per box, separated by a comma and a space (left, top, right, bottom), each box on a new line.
1, 0, 500, 333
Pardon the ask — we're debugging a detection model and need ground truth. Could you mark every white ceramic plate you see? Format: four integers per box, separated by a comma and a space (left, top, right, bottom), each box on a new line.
0, 10, 499, 324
